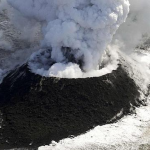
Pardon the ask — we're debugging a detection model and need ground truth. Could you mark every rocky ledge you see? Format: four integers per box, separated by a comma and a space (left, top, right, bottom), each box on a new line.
0, 63, 142, 149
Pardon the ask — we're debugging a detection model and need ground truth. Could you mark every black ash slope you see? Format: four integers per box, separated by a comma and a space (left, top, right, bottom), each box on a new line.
0, 63, 142, 149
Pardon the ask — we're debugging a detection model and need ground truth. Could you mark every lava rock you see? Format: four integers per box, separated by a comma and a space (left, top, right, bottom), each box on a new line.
0, 64, 141, 149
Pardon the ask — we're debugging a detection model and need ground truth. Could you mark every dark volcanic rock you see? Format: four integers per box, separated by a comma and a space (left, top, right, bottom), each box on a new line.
0, 64, 141, 149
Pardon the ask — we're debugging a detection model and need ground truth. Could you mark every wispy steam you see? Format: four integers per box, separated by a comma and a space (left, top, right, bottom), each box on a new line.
111, 0, 150, 91
113, 0, 150, 53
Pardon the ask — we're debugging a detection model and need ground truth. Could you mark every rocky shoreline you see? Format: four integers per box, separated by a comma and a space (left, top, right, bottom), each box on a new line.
0, 63, 142, 149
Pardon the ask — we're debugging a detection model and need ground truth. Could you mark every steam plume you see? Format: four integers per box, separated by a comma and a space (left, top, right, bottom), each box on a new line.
7, 0, 129, 78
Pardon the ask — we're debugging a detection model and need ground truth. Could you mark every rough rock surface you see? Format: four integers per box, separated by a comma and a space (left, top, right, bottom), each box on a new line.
0, 64, 141, 149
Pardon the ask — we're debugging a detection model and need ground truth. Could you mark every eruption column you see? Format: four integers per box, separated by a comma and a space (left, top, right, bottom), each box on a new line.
7, 0, 129, 78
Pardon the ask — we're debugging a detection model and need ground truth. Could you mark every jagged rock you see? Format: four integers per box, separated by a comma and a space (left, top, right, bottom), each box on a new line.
0, 63, 141, 149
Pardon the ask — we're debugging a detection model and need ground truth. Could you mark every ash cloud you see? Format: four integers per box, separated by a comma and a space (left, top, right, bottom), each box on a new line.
7, 0, 129, 78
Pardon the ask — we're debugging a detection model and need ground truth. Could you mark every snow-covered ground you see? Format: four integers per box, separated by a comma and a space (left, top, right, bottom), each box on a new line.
38, 50, 150, 150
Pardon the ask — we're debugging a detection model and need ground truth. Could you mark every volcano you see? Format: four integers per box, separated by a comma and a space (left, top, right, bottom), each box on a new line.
0, 59, 143, 149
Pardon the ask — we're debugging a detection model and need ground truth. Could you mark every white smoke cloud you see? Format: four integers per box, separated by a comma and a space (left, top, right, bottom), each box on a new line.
110, 0, 150, 92
29, 46, 119, 78
113, 0, 150, 53
7, 0, 129, 78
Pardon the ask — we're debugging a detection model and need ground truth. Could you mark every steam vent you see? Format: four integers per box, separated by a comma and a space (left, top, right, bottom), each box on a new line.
0, 61, 142, 149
